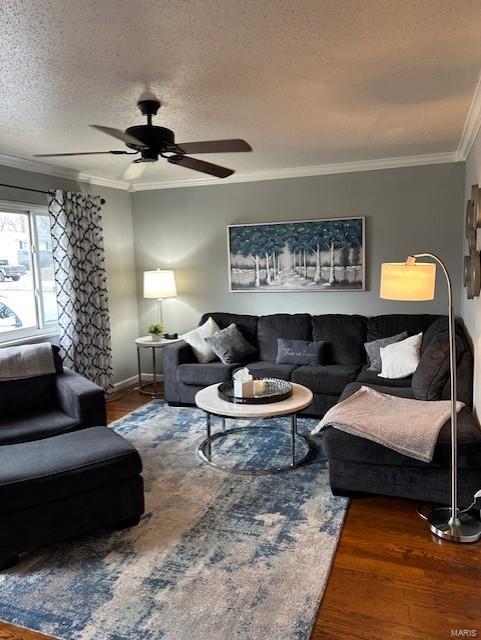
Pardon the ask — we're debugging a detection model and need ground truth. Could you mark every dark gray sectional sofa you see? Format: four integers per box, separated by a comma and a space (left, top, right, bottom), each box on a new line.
163, 311, 473, 415
163, 311, 481, 505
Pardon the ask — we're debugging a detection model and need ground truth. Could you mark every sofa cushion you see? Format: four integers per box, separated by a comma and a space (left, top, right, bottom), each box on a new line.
257, 314, 311, 361
0, 408, 79, 445
413, 318, 468, 401
205, 323, 257, 364
200, 312, 258, 346
177, 362, 240, 386
366, 314, 440, 343
0, 375, 56, 417
241, 361, 299, 381
420, 317, 469, 354
420, 317, 449, 353
52, 344, 64, 373
412, 333, 452, 401
356, 365, 413, 388
311, 314, 367, 365
0, 426, 142, 514
291, 364, 361, 395
440, 349, 473, 407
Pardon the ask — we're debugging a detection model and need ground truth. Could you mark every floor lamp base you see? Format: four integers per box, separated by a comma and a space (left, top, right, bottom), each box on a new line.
426, 507, 481, 543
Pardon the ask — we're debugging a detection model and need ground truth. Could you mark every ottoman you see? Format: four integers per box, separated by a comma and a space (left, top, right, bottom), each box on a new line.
0, 426, 144, 569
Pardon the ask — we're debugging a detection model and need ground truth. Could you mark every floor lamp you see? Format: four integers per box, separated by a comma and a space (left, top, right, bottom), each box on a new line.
380, 254, 481, 543
143, 269, 177, 328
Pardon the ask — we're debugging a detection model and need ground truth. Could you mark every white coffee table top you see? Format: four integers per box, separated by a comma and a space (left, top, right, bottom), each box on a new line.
195, 382, 313, 418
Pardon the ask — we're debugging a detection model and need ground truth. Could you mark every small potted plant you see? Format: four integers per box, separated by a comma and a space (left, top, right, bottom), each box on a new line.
147, 322, 164, 342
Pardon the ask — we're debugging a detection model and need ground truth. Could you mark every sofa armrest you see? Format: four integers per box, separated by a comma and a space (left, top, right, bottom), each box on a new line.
55, 368, 107, 427
162, 340, 196, 403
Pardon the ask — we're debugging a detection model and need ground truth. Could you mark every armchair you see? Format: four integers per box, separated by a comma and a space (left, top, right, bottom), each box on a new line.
0, 362, 106, 445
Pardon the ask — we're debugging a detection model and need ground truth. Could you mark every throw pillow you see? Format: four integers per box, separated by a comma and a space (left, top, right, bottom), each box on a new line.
182, 317, 220, 363
205, 323, 257, 364
364, 331, 408, 371
378, 333, 423, 379
412, 331, 465, 401
276, 338, 325, 366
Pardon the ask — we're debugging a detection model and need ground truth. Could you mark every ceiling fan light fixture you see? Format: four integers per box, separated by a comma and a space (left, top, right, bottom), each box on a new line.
137, 88, 160, 102
137, 89, 161, 116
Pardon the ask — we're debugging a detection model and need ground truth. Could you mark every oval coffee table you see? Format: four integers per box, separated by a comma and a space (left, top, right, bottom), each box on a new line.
195, 382, 314, 475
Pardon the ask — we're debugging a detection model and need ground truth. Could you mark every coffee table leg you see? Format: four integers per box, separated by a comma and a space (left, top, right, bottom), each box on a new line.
291, 414, 297, 466
222, 417, 226, 432
206, 412, 212, 460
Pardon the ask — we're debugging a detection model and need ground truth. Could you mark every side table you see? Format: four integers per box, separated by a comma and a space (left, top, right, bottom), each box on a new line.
135, 336, 181, 398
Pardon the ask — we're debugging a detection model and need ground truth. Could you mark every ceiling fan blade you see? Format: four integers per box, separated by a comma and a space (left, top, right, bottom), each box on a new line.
89, 125, 148, 148
172, 139, 252, 154
123, 161, 146, 181
33, 150, 135, 157
168, 154, 234, 178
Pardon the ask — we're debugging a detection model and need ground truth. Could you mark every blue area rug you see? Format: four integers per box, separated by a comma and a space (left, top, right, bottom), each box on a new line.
0, 401, 348, 640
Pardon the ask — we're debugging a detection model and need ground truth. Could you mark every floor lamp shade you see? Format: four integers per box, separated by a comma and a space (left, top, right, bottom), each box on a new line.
380, 261, 436, 301
143, 270, 177, 299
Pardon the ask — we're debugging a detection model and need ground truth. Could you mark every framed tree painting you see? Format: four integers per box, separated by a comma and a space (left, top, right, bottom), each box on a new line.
227, 217, 365, 292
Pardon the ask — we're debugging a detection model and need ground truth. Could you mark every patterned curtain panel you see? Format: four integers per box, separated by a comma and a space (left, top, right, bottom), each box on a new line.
48, 190, 113, 390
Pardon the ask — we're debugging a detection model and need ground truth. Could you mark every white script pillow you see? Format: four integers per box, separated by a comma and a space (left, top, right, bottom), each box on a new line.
182, 317, 221, 363
378, 332, 422, 379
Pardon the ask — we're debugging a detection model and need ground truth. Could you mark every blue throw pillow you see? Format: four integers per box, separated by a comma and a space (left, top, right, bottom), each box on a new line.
276, 338, 325, 366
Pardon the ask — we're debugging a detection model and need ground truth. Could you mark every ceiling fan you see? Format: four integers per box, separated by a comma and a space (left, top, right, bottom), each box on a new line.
33, 89, 252, 180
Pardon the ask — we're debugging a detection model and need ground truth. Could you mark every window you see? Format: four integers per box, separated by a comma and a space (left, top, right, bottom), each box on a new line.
0, 204, 58, 342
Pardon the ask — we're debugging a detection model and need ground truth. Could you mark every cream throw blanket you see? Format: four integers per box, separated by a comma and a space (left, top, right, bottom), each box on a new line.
0, 342, 56, 380
311, 385, 464, 463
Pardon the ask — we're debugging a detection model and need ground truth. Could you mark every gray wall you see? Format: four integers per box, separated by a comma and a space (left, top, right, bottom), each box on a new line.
0, 160, 466, 384
461, 128, 481, 416
132, 163, 465, 335
0, 165, 139, 384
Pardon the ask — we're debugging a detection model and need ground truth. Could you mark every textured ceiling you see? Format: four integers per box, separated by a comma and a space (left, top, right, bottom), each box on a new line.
1, 0, 481, 184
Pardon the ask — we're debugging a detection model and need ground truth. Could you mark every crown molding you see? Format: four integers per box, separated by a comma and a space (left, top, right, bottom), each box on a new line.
76, 172, 129, 191
129, 151, 459, 191
0, 152, 129, 191
457, 73, 481, 161
0, 149, 463, 194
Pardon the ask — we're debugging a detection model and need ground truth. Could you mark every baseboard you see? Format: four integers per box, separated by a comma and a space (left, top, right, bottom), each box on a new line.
113, 375, 138, 390
113, 373, 164, 390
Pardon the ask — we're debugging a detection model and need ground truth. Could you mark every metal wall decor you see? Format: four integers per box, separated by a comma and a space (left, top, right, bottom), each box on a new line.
464, 184, 481, 299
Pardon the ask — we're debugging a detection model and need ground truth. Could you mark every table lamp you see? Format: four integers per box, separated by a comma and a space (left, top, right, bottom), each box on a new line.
143, 269, 177, 327
380, 254, 481, 543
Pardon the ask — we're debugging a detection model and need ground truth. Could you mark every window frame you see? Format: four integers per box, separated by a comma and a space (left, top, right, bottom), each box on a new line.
0, 200, 59, 345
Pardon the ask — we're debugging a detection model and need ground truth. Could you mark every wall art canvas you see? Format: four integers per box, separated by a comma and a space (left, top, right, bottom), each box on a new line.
228, 217, 365, 292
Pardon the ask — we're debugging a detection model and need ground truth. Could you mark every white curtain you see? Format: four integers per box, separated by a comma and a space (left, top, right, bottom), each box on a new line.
48, 190, 113, 390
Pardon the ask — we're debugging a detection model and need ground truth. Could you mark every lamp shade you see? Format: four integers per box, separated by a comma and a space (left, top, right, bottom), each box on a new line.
380, 262, 436, 301
143, 269, 177, 299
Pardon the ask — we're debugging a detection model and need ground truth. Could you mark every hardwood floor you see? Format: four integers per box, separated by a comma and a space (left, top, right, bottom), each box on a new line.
314, 497, 481, 640
1, 388, 480, 640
